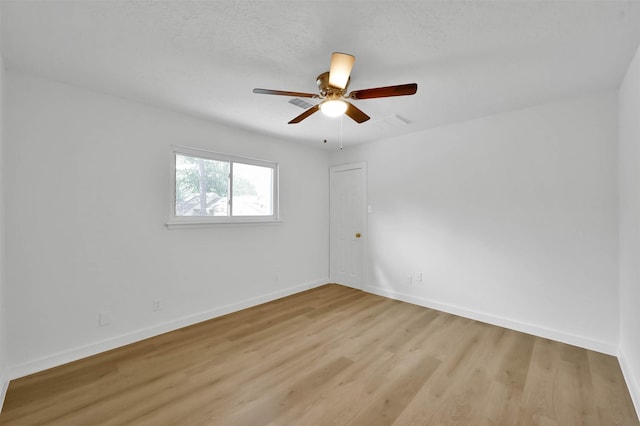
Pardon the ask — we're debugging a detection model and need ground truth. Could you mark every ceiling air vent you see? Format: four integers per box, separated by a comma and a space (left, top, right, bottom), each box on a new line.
288, 98, 315, 109
372, 114, 411, 129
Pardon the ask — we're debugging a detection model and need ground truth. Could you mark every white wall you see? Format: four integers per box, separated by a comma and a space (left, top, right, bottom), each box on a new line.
0, 23, 8, 407
4, 71, 330, 378
331, 92, 619, 354
619, 42, 640, 415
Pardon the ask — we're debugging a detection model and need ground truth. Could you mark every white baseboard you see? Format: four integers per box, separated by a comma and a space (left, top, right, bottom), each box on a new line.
619, 347, 640, 420
8, 278, 328, 380
0, 371, 8, 414
364, 285, 618, 356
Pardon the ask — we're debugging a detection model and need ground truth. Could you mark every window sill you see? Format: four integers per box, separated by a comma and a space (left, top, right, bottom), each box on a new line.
166, 219, 283, 229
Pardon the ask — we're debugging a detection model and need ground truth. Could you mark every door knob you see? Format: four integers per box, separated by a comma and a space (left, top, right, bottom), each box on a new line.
355, 233, 361, 238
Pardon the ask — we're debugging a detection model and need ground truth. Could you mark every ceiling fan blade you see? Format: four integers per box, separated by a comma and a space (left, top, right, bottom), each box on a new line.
348, 83, 418, 100
288, 104, 320, 124
328, 52, 355, 90
344, 102, 370, 123
253, 88, 318, 98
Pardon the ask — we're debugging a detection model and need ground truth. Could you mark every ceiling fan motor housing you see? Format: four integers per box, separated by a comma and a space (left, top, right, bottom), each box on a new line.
316, 72, 349, 99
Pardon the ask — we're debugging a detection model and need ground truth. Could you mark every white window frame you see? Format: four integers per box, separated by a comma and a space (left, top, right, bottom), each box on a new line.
167, 145, 280, 228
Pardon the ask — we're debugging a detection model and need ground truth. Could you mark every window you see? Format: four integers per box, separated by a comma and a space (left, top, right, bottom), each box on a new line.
169, 146, 279, 226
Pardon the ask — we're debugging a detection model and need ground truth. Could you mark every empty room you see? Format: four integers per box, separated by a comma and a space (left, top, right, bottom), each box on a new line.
1, 0, 640, 424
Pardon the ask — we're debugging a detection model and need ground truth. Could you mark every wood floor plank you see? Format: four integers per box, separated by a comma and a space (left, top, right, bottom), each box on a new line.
1, 284, 638, 425
348, 351, 441, 426
494, 331, 536, 392
519, 338, 564, 424
477, 380, 523, 425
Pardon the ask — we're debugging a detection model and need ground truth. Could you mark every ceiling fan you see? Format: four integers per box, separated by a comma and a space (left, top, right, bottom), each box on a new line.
253, 52, 418, 124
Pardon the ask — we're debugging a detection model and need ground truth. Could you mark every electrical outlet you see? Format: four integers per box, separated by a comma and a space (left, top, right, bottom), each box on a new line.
416, 272, 423, 282
153, 299, 164, 312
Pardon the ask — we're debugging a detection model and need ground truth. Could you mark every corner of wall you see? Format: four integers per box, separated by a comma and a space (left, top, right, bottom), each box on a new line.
618, 39, 640, 422
619, 347, 640, 420
0, 4, 8, 411
0, 375, 8, 414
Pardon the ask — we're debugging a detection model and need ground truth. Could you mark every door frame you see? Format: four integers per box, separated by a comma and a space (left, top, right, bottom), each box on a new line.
329, 162, 368, 290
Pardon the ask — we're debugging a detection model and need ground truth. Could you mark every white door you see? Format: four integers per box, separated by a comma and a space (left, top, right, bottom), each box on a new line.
330, 163, 366, 289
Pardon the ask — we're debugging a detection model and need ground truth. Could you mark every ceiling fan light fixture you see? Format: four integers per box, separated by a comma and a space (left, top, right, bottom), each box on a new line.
329, 53, 355, 89
320, 99, 348, 117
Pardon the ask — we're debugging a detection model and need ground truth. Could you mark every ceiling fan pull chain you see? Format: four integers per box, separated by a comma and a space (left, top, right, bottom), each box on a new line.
340, 115, 344, 150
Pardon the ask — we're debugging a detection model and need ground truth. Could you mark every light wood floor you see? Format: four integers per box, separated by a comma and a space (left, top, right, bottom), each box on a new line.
1, 284, 638, 425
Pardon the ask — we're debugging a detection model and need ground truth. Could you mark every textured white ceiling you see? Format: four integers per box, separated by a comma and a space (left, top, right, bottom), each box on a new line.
2, 1, 640, 148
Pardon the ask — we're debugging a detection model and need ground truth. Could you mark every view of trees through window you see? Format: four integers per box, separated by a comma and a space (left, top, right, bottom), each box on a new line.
175, 153, 274, 217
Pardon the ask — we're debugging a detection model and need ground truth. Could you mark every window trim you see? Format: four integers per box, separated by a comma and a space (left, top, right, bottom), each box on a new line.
167, 145, 280, 228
